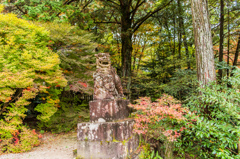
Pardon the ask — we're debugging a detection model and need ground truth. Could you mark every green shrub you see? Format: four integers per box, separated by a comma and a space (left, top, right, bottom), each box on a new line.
38, 92, 90, 133
175, 68, 240, 158
160, 69, 197, 101
36, 22, 97, 94
0, 6, 67, 153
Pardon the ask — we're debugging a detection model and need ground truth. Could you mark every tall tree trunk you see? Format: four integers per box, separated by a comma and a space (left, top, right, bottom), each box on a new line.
120, 1, 133, 93
178, 0, 190, 69
218, 0, 224, 80
164, 19, 172, 53
173, 15, 176, 69
227, 6, 230, 78
182, 25, 190, 69
121, 22, 132, 78
178, 0, 182, 59
178, 30, 182, 59
137, 46, 145, 75
191, 0, 216, 87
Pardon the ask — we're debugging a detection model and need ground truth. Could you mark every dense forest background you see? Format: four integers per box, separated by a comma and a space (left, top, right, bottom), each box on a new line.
0, 0, 240, 158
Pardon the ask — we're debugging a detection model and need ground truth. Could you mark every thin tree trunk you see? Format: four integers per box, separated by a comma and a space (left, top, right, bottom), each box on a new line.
178, 0, 182, 59
173, 15, 176, 69
165, 19, 172, 53
132, 35, 138, 71
182, 29, 190, 69
218, 0, 224, 80
191, 0, 216, 87
233, 35, 240, 67
136, 46, 145, 75
178, 30, 182, 59
178, 0, 190, 69
227, 6, 230, 78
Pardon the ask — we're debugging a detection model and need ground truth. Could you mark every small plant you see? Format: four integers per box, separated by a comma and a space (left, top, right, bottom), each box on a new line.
139, 144, 163, 159
39, 130, 45, 134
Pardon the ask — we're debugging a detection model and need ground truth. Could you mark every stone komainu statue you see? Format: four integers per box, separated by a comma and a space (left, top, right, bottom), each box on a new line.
93, 53, 124, 100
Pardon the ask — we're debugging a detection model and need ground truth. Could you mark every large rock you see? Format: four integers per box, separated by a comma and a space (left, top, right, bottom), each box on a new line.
89, 99, 129, 122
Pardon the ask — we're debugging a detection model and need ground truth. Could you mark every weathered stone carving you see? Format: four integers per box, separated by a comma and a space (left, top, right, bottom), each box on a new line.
77, 53, 139, 158
93, 53, 124, 100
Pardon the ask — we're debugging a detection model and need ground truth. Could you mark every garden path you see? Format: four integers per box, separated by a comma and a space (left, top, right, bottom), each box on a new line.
0, 132, 77, 159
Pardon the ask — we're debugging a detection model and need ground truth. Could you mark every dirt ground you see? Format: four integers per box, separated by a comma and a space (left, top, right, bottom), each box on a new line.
0, 132, 77, 159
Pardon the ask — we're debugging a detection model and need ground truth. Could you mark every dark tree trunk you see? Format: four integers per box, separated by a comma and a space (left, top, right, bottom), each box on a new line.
121, 32, 133, 78
178, 0, 182, 59
120, 1, 132, 78
191, 0, 216, 87
227, 6, 230, 78
233, 35, 240, 67
218, 0, 224, 80
178, 30, 182, 59
173, 15, 176, 69
120, 1, 133, 93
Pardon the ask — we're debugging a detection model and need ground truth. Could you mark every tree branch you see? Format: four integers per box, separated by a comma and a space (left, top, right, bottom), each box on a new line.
15, 5, 27, 14
106, 0, 120, 7
64, 0, 77, 5
118, 0, 123, 6
94, 21, 121, 24
130, 0, 145, 20
100, 0, 120, 9
132, 0, 173, 33
56, 0, 78, 17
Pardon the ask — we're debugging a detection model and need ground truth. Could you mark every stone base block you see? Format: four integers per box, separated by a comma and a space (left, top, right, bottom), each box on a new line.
77, 119, 139, 159
89, 99, 129, 122
77, 135, 139, 159
78, 119, 134, 141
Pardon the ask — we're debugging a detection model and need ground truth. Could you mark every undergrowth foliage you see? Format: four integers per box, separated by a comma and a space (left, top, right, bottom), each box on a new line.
0, 6, 67, 153
176, 68, 240, 159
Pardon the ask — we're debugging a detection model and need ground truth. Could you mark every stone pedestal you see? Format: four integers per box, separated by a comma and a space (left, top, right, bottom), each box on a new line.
90, 99, 129, 122
77, 99, 139, 159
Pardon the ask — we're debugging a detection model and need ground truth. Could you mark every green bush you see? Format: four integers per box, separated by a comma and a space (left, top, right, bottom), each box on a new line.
36, 22, 97, 94
175, 68, 240, 158
38, 92, 90, 133
0, 6, 67, 153
160, 69, 197, 101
